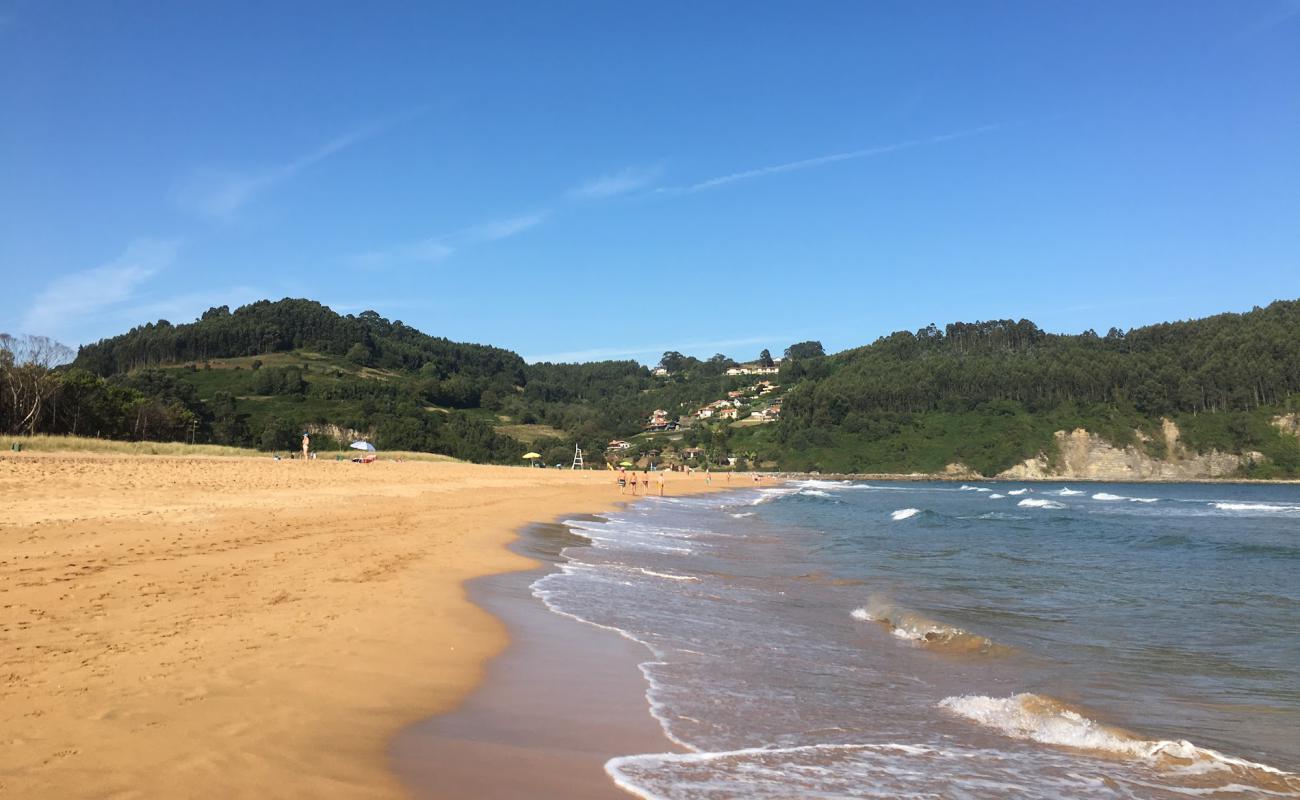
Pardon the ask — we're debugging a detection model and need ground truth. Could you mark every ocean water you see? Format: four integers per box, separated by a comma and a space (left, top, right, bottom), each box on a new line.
533, 481, 1300, 799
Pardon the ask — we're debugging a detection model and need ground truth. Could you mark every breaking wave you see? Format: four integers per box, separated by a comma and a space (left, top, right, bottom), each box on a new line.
1094, 492, 1159, 503
851, 600, 1008, 656
1019, 498, 1067, 509
1211, 502, 1300, 514
939, 693, 1300, 795
890, 508, 922, 521
1057, 487, 1085, 496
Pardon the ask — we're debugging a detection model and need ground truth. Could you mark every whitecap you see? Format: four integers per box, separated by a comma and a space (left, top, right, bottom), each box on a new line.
1007, 488, 1030, 496
1211, 502, 1300, 513
988, 493, 1006, 499
1018, 498, 1066, 509
938, 693, 1299, 790
1056, 487, 1085, 496
891, 508, 922, 521
1093, 492, 1159, 503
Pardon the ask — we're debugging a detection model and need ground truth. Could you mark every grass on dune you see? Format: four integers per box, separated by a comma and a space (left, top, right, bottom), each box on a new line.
1, 435, 464, 463
0, 434, 265, 458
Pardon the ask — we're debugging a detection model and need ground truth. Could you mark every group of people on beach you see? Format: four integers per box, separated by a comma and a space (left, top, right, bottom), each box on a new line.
617, 466, 666, 496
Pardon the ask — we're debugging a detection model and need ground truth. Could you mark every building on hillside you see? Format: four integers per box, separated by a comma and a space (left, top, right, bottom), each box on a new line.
644, 408, 677, 431
696, 406, 715, 420
726, 363, 782, 376
606, 439, 632, 451
719, 407, 740, 420
681, 447, 706, 460
763, 404, 782, 420
727, 390, 744, 399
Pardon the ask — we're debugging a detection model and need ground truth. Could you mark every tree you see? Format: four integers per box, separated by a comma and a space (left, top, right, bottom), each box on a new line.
345, 343, 372, 366
260, 417, 298, 452
784, 341, 825, 361
658, 351, 691, 374
758, 348, 775, 368
0, 334, 74, 434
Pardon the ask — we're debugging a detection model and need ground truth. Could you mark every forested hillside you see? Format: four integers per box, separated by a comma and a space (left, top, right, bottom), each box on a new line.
4, 298, 1298, 476
761, 300, 1300, 475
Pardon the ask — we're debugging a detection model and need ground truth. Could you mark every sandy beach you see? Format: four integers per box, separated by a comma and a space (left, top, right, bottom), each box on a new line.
0, 453, 717, 799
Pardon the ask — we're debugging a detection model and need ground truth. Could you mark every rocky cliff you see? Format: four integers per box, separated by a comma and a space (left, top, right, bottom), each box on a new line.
996, 420, 1260, 481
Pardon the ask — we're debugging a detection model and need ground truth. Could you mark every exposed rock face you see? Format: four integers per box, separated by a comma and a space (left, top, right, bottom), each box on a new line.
943, 462, 981, 479
1274, 413, 1300, 439
304, 422, 372, 444
997, 421, 1260, 481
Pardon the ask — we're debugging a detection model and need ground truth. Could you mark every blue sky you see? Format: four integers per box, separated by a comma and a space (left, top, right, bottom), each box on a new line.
2, 1, 1298, 364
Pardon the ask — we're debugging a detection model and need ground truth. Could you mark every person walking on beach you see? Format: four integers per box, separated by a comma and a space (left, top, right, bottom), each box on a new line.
657, 470, 665, 496
301, 433, 310, 461
618, 467, 627, 494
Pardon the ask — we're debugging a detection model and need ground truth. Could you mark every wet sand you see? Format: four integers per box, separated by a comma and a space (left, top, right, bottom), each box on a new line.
392, 520, 679, 798
0, 453, 716, 798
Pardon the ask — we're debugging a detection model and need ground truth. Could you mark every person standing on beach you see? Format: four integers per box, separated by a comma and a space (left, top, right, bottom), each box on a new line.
657, 470, 665, 496
302, 433, 310, 461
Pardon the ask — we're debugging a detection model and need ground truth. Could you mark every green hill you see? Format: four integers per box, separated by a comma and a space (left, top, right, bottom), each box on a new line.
3, 298, 1298, 476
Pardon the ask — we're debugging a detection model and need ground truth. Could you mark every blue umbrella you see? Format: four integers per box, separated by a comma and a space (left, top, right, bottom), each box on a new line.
349, 441, 376, 452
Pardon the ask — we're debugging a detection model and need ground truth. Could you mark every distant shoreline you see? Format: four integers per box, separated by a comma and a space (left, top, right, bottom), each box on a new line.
770, 471, 1300, 485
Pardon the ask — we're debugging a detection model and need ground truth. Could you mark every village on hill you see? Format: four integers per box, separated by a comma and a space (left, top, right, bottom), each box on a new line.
603, 362, 785, 470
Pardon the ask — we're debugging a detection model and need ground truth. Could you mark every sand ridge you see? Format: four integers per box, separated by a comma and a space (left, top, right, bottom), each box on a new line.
0, 453, 722, 798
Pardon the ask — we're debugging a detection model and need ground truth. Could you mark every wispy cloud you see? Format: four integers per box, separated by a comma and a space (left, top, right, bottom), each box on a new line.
659, 124, 1002, 194
20, 239, 181, 339
523, 335, 783, 364
567, 165, 663, 200
465, 211, 548, 242
176, 113, 414, 221
352, 211, 546, 269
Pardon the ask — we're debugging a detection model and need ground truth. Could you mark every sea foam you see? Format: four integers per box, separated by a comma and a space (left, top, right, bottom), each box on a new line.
1093, 492, 1158, 503
1018, 498, 1066, 509
891, 508, 922, 521
938, 693, 1300, 793
1211, 502, 1300, 513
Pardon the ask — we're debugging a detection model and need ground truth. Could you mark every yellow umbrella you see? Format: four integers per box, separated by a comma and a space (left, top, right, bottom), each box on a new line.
522, 451, 541, 467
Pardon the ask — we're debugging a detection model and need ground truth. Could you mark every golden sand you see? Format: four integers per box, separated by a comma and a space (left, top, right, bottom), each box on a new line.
0, 453, 718, 798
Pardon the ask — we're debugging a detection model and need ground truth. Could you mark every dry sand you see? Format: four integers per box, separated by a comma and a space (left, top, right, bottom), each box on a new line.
0, 453, 718, 799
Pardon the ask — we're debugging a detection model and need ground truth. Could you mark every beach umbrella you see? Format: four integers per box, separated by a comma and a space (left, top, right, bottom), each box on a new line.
349, 441, 376, 452
618, 460, 633, 467
522, 451, 541, 466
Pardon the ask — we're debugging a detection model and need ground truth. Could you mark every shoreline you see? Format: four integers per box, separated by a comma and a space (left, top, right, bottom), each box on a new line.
391, 516, 685, 798
0, 452, 720, 799
770, 471, 1300, 485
